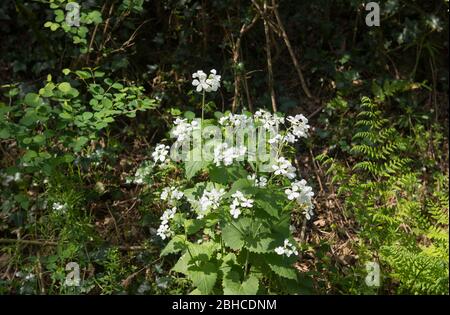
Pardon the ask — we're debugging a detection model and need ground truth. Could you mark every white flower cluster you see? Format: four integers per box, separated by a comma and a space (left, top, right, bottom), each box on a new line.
152, 144, 170, 164
157, 207, 177, 240
171, 118, 199, 142
229, 190, 254, 219
285, 114, 310, 143
218, 113, 253, 129
192, 69, 221, 93
128, 161, 153, 185
1, 172, 21, 186
52, 202, 68, 213
285, 179, 315, 220
197, 187, 225, 219
271, 156, 296, 179
160, 186, 184, 205
275, 239, 299, 257
247, 174, 268, 188
254, 109, 284, 131
213, 143, 246, 166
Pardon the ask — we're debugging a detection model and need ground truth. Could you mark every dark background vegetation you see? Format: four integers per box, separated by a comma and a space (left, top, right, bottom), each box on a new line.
0, 0, 448, 294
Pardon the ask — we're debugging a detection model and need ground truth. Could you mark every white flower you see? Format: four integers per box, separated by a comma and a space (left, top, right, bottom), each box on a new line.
197, 187, 225, 218
247, 174, 268, 188
213, 143, 246, 166
287, 114, 310, 139
160, 207, 177, 222
52, 202, 68, 213
255, 109, 284, 131
131, 161, 153, 184
284, 132, 297, 143
171, 118, 199, 142
192, 69, 221, 93
285, 186, 300, 200
230, 204, 241, 219
271, 156, 296, 179
285, 179, 314, 204
275, 239, 299, 257
152, 144, 170, 163
157, 223, 172, 240
303, 205, 315, 221
1, 172, 21, 186
157, 207, 177, 240
160, 186, 184, 205
268, 134, 282, 144
229, 190, 253, 219
218, 113, 252, 129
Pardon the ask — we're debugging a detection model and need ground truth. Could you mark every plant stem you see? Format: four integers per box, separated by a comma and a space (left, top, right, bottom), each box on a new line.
201, 91, 206, 123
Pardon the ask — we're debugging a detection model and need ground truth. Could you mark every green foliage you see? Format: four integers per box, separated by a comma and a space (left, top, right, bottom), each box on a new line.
317, 95, 449, 294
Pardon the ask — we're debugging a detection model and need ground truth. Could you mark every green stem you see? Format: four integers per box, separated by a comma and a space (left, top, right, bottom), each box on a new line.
201, 91, 206, 123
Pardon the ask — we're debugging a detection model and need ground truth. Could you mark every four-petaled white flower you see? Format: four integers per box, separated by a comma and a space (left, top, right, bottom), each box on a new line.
197, 187, 226, 218
247, 174, 268, 188
229, 190, 253, 219
192, 69, 221, 93
52, 202, 68, 213
171, 118, 199, 142
213, 143, 246, 166
274, 239, 299, 257
157, 206, 177, 240
255, 109, 284, 131
284, 179, 315, 220
161, 186, 184, 205
272, 156, 296, 179
287, 114, 310, 140
152, 143, 170, 163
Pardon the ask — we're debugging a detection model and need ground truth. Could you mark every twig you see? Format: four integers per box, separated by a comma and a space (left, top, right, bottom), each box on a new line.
231, 13, 259, 112
271, 0, 314, 100
263, 0, 277, 112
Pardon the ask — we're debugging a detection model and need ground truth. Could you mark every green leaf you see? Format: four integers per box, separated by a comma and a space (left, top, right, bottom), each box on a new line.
62, 68, 71, 75
161, 235, 186, 256
172, 252, 190, 275
209, 165, 248, 185
72, 136, 89, 152
221, 218, 248, 250
22, 150, 38, 162
19, 111, 39, 126
184, 111, 196, 120
185, 148, 208, 180
222, 217, 272, 251
58, 82, 72, 93
184, 219, 204, 235
24, 93, 40, 106
187, 262, 218, 294
82, 112, 93, 120
0, 129, 10, 139
33, 134, 46, 145
223, 271, 259, 295
266, 254, 298, 280
59, 112, 73, 120
247, 237, 273, 254
75, 70, 91, 79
